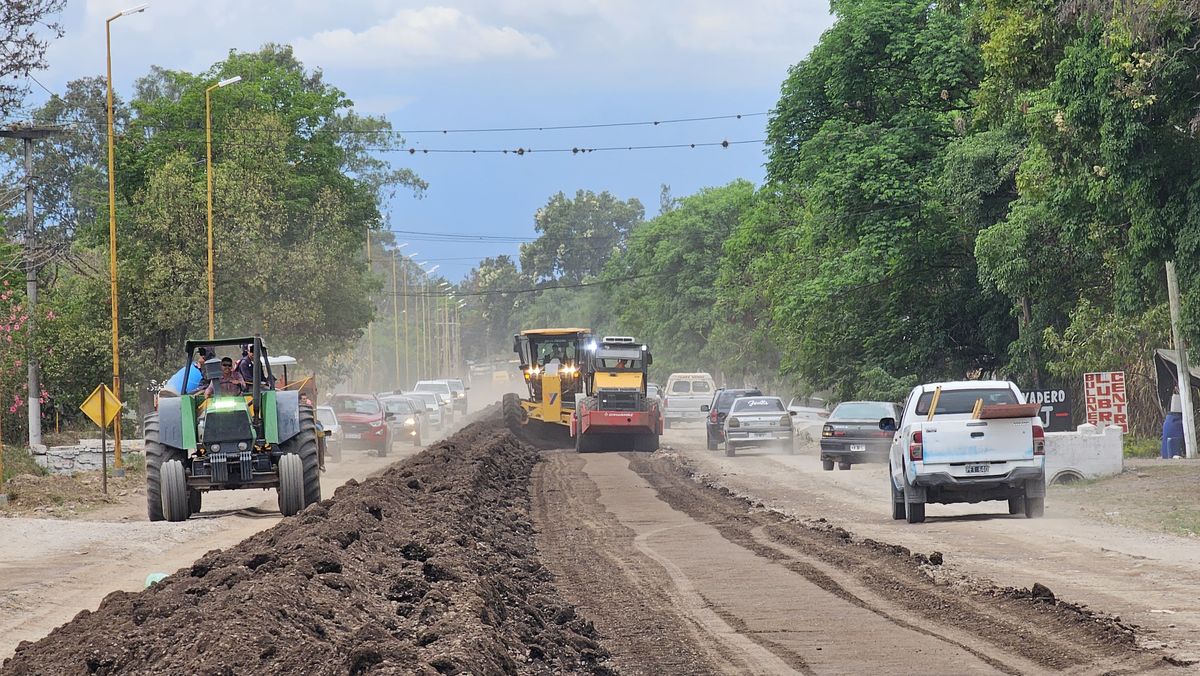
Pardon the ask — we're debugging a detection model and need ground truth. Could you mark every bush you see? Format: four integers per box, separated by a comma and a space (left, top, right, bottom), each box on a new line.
3, 445, 46, 484
1123, 435, 1161, 459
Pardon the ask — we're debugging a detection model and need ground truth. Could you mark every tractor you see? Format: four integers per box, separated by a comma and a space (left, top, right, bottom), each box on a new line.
502, 328, 593, 447
144, 336, 322, 522
572, 336, 662, 452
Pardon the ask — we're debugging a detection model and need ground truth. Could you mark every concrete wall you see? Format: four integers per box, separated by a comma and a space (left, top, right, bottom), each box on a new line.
1045, 423, 1123, 484
35, 440, 145, 475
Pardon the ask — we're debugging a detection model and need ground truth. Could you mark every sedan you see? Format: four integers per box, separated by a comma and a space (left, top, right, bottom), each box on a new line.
722, 396, 795, 457
819, 400, 900, 470
381, 395, 424, 446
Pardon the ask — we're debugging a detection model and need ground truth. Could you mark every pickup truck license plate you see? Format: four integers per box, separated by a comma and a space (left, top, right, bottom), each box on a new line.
850, 444, 866, 452
749, 433, 769, 439
965, 463, 990, 474
345, 432, 361, 440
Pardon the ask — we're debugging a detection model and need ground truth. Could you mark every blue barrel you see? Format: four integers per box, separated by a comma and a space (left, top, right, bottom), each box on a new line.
164, 364, 203, 394
1162, 412, 1185, 459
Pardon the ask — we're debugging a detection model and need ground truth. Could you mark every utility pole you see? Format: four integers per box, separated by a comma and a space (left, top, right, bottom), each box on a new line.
1166, 261, 1196, 459
365, 230, 374, 392
0, 126, 63, 452
391, 251, 400, 390
402, 257, 410, 387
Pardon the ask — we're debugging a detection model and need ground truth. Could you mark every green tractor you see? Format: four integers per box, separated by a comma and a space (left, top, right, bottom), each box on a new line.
144, 336, 322, 522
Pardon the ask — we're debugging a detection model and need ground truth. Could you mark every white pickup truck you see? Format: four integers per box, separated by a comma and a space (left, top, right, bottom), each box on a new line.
661, 372, 715, 428
881, 380, 1045, 524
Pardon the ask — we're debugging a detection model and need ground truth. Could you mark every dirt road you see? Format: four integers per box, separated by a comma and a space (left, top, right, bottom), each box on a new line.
656, 425, 1200, 666
0, 437, 428, 659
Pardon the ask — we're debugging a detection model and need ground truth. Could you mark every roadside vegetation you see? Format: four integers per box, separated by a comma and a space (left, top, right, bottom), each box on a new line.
455, 0, 1200, 438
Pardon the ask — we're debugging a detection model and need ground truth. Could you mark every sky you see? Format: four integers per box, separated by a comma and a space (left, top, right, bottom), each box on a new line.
32, 1, 835, 279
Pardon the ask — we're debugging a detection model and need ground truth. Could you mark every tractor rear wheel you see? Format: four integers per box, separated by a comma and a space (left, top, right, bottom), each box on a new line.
160, 459, 191, 522
144, 413, 186, 522
277, 453, 305, 516
279, 403, 322, 509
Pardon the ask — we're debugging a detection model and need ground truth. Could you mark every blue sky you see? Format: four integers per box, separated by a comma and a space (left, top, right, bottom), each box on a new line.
35, 1, 834, 278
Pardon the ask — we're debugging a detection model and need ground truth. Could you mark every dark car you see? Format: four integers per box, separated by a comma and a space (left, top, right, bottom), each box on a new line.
819, 400, 900, 470
328, 393, 393, 457
702, 387, 763, 450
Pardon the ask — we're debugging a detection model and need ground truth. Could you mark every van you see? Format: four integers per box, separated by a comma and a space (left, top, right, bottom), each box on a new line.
662, 372, 716, 428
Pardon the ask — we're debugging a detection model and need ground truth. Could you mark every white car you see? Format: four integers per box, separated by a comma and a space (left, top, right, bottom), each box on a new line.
884, 380, 1046, 524
721, 396, 795, 456
414, 380, 455, 424
315, 406, 342, 463
403, 391, 445, 429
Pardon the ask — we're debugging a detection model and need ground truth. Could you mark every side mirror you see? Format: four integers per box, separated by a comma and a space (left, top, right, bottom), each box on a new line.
788, 410, 797, 416
322, 429, 331, 437
879, 417, 897, 432
700, 404, 710, 412
385, 412, 395, 420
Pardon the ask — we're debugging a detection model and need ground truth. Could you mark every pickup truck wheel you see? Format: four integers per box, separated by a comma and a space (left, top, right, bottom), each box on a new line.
1024, 496, 1045, 518
822, 458, 834, 471
1007, 497, 1023, 515
890, 478, 906, 520
838, 460, 852, 471
724, 441, 736, 457
903, 484, 926, 524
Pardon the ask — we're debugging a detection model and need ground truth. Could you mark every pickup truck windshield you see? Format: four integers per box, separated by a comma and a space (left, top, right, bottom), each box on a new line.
915, 388, 1017, 415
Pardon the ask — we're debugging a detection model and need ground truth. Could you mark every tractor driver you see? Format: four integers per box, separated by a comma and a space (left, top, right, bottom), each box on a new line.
204, 357, 248, 397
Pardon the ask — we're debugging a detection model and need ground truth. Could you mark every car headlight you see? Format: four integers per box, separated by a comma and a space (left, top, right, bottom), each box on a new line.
404, 417, 416, 426
368, 420, 384, 427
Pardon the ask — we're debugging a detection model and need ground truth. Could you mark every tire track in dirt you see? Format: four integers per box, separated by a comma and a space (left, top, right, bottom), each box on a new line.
627, 452, 1174, 675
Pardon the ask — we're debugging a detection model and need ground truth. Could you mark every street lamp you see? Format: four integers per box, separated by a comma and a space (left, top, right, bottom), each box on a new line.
205, 75, 241, 339
391, 242, 408, 390
105, 2, 148, 477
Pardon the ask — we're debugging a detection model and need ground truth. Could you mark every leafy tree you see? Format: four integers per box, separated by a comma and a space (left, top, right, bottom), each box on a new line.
0, 0, 65, 118
519, 190, 644, 284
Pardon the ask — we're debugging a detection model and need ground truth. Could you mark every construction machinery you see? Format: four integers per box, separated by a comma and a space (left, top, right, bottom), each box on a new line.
144, 336, 322, 522
502, 329, 662, 452
503, 328, 593, 447
572, 336, 662, 452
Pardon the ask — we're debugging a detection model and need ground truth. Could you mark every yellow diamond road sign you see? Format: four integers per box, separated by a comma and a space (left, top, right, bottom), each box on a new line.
81, 384, 123, 429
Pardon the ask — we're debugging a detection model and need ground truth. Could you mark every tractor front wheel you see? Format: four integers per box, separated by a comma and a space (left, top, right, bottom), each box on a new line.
277, 453, 305, 516
160, 459, 191, 522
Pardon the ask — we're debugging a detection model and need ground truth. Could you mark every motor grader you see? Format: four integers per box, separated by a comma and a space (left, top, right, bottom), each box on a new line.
502, 328, 592, 447
144, 336, 322, 522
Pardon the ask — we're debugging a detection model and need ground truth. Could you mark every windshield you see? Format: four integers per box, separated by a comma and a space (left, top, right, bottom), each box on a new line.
406, 392, 438, 408
732, 397, 784, 412
446, 380, 465, 392
415, 382, 450, 393
717, 390, 761, 409
332, 396, 380, 415
831, 402, 895, 420
915, 388, 1018, 416
382, 399, 414, 414
316, 408, 337, 427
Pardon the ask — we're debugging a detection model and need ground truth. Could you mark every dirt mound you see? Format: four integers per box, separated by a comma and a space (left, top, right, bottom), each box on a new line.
2, 419, 612, 675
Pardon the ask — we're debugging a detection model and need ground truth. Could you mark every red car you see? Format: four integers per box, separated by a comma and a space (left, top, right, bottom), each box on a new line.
327, 393, 392, 457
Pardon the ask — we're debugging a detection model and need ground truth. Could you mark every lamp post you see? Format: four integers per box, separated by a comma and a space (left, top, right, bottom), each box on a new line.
439, 282, 452, 376
391, 243, 408, 389
105, 3, 147, 477
404, 252, 418, 386
204, 75, 241, 339
421, 263, 440, 378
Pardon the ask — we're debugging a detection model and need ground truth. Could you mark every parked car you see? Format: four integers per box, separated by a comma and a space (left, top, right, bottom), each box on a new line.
414, 380, 456, 425
819, 401, 900, 471
721, 396, 795, 457
404, 391, 445, 430
380, 395, 424, 446
444, 378, 469, 415
662, 373, 716, 428
646, 382, 661, 400
884, 380, 1045, 524
315, 405, 343, 463
327, 393, 392, 457
702, 387, 763, 450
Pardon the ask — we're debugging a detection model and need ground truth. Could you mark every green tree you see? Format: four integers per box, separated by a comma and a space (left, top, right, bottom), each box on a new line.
519, 190, 644, 284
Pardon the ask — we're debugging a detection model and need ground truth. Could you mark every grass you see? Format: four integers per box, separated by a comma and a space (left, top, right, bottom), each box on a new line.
1123, 434, 1162, 459
2, 445, 47, 484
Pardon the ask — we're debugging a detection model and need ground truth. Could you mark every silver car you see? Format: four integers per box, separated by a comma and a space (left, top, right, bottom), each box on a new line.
403, 391, 445, 430
315, 405, 343, 463
722, 396, 795, 457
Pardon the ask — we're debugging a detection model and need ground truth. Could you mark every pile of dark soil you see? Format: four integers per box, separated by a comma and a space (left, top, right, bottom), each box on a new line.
2, 419, 612, 675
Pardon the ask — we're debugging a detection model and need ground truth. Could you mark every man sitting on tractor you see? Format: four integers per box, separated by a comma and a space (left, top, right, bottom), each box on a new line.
204, 356, 248, 397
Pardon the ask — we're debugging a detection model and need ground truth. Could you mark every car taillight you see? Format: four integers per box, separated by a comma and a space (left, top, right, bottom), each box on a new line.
822, 424, 833, 437
728, 417, 740, 428
909, 430, 923, 461
780, 415, 791, 428
1033, 425, 1045, 456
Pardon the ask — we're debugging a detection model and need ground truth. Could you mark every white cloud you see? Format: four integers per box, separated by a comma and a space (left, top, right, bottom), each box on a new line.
293, 7, 554, 69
